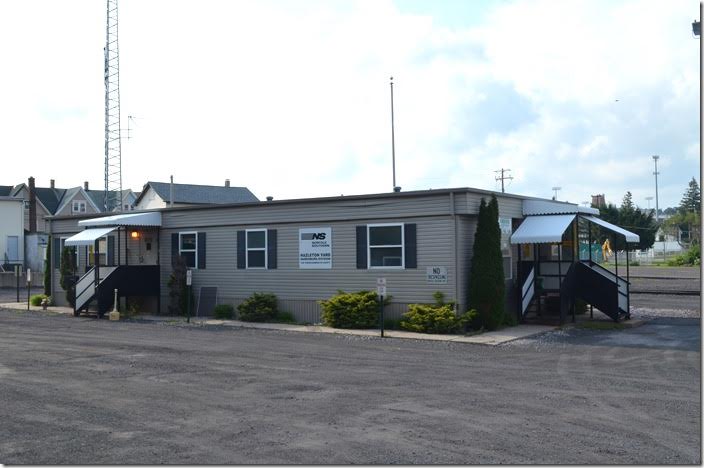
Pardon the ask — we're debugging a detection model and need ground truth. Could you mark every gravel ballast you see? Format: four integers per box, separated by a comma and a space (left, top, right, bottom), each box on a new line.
0, 307, 699, 464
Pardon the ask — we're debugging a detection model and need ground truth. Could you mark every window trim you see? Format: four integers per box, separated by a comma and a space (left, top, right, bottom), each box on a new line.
245, 228, 267, 269
178, 231, 198, 270
72, 200, 87, 213
367, 223, 405, 270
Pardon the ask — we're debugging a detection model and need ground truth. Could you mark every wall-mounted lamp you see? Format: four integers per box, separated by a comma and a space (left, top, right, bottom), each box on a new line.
131, 231, 140, 239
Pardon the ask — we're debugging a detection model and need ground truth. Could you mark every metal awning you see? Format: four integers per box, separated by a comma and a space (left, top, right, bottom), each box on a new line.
510, 214, 576, 244
64, 227, 117, 246
523, 199, 599, 216
78, 211, 162, 227
582, 215, 640, 243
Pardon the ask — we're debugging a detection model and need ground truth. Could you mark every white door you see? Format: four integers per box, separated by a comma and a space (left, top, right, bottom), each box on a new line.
6, 236, 19, 262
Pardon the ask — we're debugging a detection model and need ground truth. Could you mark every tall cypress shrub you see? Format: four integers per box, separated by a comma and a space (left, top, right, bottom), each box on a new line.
468, 195, 506, 330
59, 247, 76, 307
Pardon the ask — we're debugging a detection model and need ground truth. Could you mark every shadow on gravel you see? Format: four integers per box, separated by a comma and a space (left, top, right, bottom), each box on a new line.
522, 317, 701, 352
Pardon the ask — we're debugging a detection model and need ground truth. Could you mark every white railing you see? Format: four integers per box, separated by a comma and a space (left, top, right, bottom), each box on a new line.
75, 281, 95, 311
521, 267, 535, 316
74, 266, 118, 312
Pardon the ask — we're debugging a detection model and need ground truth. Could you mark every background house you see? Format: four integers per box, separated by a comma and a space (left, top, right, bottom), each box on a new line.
0, 197, 24, 274
134, 180, 258, 210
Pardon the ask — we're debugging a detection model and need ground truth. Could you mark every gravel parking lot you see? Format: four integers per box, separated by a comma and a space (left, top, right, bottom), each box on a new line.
0, 307, 699, 464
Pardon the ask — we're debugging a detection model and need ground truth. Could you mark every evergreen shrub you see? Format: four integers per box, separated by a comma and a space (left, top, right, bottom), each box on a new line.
401, 292, 476, 334
467, 196, 506, 331
30, 294, 49, 306
237, 292, 278, 322
319, 290, 388, 329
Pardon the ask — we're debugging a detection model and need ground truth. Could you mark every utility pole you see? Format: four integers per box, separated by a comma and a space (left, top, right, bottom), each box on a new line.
652, 155, 660, 222
390, 76, 399, 192
104, 0, 122, 212
494, 168, 513, 193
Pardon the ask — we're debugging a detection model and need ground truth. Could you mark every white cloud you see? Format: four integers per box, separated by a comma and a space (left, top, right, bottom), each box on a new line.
0, 0, 698, 209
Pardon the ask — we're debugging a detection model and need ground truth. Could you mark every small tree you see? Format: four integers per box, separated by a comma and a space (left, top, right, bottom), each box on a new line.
59, 246, 76, 307
468, 195, 506, 330
167, 256, 191, 316
43, 236, 52, 296
679, 177, 701, 214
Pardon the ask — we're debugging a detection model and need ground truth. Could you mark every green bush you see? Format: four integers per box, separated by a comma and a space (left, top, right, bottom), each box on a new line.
401, 292, 476, 334
30, 294, 49, 306
213, 304, 235, 320
319, 290, 388, 329
237, 292, 278, 322
667, 244, 700, 266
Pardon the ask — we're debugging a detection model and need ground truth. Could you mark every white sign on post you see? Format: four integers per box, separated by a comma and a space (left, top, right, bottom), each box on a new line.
299, 227, 332, 269
186, 269, 192, 286
376, 277, 386, 296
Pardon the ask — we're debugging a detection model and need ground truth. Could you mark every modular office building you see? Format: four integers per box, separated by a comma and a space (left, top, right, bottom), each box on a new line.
48, 187, 639, 324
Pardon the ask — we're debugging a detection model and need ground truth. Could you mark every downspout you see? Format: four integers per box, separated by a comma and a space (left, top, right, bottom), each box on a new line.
450, 192, 459, 313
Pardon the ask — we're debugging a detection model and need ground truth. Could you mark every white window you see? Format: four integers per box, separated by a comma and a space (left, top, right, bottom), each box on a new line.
179, 232, 197, 269
368, 223, 404, 269
72, 201, 86, 213
246, 229, 267, 269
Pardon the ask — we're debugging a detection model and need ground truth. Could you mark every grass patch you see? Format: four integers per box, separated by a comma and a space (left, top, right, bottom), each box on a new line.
578, 321, 628, 331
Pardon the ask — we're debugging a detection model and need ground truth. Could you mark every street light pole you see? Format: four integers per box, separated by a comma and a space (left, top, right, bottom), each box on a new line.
652, 155, 660, 222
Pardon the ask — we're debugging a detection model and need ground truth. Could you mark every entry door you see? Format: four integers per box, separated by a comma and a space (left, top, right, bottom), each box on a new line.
6, 236, 18, 262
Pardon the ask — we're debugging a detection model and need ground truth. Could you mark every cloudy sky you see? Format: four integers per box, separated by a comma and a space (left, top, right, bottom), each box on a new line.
1, 0, 700, 209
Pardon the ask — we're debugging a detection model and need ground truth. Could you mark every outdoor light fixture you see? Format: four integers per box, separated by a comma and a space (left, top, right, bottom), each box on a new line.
693, 20, 700, 37
131, 231, 140, 239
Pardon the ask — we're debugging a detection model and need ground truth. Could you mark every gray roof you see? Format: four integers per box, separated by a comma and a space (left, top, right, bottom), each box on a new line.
138, 181, 259, 205
0, 186, 13, 196
85, 189, 138, 212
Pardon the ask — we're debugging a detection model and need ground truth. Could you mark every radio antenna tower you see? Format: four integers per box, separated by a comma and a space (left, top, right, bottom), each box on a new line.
103, 0, 122, 212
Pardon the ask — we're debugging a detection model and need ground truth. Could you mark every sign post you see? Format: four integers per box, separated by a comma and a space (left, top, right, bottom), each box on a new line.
26, 269, 31, 310
186, 269, 192, 323
376, 278, 386, 338
15, 265, 21, 302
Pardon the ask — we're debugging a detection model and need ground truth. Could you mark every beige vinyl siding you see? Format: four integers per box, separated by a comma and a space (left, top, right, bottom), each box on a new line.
160, 216, 458, 321
162, 194, 456, 229
456, 215, 477, 312
48, 188, 534, 318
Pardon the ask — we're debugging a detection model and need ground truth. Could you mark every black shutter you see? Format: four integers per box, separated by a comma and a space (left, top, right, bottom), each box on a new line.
356, 226, 367, 269
267, 229, 277, 269
404, 223, 417, 269
237, 230, 246, 269
107, 236, 115, 266
53, 237, 61, 269
197, 232, 206, 269
171, 233, 179, 265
